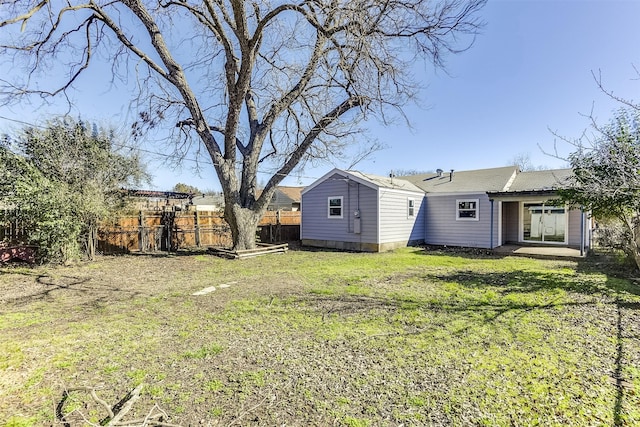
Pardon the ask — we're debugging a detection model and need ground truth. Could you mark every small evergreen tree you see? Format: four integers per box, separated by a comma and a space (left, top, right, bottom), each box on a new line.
0, 117, 148, 263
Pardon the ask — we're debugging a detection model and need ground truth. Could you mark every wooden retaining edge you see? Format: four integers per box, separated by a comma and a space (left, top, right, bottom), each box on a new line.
208, 243, 288, 259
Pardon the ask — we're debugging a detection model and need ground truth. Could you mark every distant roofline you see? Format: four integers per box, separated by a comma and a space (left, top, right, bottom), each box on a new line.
122, 189, 193, 199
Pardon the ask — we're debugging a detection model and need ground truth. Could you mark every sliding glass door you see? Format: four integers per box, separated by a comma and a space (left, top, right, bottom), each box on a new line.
522, 202, 567, 243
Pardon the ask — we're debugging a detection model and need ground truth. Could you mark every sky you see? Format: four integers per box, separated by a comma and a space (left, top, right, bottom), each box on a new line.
1, 0, 640, 192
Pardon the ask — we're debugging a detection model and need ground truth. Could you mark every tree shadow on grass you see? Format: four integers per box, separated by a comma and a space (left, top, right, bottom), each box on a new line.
613, 300, 640, 427
0, 269, 142, 307
301, 261, 640, 426
412, 245, 640, 297
421, 261, 639, 426
428, 268, 632, 296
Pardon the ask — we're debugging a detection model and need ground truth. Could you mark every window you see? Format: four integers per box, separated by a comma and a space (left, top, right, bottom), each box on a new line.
408, 198, 415, 218
328, 196, 343, 218
456, 199, 478, 221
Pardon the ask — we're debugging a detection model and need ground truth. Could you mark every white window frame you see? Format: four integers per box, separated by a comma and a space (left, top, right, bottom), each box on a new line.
327, 196, 343, 218
407, 198, 415, 218
456, 199, 479, 221
519, 201, 568, 244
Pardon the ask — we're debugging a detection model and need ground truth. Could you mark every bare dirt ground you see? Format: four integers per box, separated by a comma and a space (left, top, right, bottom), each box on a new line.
2, 251, 378, 426
1, 249, 640, 426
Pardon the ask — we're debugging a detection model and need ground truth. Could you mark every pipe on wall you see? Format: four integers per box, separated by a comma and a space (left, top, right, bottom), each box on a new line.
580, 205, 585, 257
489, 199, 494, 249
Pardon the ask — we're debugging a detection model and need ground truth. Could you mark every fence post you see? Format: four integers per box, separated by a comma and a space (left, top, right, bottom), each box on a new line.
195, 210, 201, 247
138, 210, 145, 252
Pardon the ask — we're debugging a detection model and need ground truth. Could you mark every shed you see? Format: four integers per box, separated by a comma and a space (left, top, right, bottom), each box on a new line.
301, 169, 425, 252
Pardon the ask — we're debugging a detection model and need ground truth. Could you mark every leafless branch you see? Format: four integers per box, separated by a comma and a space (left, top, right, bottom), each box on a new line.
57, 384, 182, 427
0, 0, 487, 249
592, 69, 640, 112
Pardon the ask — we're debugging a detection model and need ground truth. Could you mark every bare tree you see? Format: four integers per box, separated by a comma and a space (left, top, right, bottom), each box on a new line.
506, 152, 553, 171
0, 0, 486, 250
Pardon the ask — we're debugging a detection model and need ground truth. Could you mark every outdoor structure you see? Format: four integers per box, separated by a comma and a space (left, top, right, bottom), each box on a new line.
301, 166, 591, 253
124, 189, 194, 211
264, 186, 304, 211
189, 193, 225, 212
301, 170, 426, 252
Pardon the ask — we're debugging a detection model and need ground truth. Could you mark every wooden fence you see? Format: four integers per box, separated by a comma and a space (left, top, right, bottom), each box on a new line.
0, 209, 301, 255
0, 209, 27, 244
97, 210, 301, 254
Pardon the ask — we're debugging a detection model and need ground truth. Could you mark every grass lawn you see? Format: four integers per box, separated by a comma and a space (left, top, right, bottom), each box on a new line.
1, 247, 639, 426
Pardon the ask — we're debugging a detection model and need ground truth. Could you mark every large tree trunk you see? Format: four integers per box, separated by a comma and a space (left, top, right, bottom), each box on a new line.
629, 216, 640, 272
619, 214, 640, 271
225, 203, 262, 251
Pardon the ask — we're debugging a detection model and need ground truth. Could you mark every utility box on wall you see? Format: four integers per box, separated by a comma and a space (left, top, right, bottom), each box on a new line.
354, 218, 361, 234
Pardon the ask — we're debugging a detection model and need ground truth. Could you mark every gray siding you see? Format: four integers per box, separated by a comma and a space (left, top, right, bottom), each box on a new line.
424, 193, 498, 248
301, 174, 379, 244
378, 189, 425, 244
568, 208, 588, 247
502, 201, 519, 244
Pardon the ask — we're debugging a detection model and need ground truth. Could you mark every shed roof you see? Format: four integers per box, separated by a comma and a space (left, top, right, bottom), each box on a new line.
400, 166, 518, 193
302, 168, 424, 194
346, 170, 424, 193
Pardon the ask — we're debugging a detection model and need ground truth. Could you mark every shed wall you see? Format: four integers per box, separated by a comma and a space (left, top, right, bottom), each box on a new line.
301, 174, 378, 245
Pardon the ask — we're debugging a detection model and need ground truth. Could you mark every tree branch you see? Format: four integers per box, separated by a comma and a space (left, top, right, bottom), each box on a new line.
259, 95, 367, 209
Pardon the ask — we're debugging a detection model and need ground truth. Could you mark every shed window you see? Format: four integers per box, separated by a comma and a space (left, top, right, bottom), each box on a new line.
408, 198, 415, 218
456, 199, 479, 221
328, 196, 343, 218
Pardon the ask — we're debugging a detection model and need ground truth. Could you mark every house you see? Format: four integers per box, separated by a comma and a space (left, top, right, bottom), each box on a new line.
188, 193, 225, 212
124, 190, 225, 212
301, 166, 590, 252
124, 189, 193, 211
267, 186, 303, 211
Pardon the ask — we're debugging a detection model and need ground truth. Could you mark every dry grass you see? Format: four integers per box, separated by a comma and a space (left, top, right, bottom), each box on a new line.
1, 247, 639, 426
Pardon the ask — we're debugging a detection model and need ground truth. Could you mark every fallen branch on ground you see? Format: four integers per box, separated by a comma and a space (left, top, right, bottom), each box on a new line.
56, 384, 182, 427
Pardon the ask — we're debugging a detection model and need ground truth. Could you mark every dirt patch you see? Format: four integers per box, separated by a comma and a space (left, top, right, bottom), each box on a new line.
2, 249, 639, 426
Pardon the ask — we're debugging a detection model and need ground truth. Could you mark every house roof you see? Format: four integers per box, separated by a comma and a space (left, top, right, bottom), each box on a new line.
400, 166, 518, 193
123, 189, 193, 199
274, 186, 303, 203
304, 166, 574, 197
256, 186, 304, 206
501, 168, 572, 193
191, 194, 224, 206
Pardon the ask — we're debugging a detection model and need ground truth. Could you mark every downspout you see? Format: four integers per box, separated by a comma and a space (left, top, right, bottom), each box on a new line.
490, 198, 494, 249
580, 205, 585, 257
357, 182, 362, 251
347, 177, 351, 233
